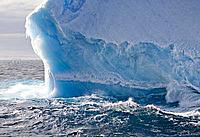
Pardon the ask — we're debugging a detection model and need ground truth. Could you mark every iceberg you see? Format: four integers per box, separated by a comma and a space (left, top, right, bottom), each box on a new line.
26, 0, 200, 103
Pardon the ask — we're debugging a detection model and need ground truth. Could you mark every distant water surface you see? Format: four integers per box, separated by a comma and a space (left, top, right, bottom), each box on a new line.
0, 60, 44, 82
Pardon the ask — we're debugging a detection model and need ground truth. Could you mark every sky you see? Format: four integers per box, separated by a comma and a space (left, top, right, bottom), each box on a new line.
0, 0, 42, 59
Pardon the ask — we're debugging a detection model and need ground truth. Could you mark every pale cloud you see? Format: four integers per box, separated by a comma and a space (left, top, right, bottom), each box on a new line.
0, 0, 43, 59
0, 0, 42, 8
0, 0, 43, 33
0, 33, 25, 37
0, 0, 42, 16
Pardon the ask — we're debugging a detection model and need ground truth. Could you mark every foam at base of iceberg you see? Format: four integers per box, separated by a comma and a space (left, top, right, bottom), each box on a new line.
0, 80, 48, 99
26, 0, 200, 110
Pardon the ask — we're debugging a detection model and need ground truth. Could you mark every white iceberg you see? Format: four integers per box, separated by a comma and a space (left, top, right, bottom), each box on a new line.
26, 0, 200, 109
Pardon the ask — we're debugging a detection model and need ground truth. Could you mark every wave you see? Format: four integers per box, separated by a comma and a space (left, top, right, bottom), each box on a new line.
0, 95, 199, 136
0, 80, 50, 99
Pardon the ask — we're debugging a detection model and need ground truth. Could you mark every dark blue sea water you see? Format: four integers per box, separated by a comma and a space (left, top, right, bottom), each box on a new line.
0, 60, 200, 136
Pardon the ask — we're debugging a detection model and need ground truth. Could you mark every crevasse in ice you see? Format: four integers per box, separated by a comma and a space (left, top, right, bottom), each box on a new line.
26, 0, 200, 107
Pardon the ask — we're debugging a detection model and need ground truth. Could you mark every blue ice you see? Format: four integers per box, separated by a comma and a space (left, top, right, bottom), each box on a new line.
26, 0, 200, 108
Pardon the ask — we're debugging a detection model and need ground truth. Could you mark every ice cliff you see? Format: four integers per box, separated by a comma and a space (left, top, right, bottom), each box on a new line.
26, 0, 200, 107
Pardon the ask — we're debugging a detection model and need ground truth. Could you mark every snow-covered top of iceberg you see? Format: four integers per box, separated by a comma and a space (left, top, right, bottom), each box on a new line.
42, 0, 200, 45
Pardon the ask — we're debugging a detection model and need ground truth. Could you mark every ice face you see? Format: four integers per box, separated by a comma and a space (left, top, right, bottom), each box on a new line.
26, 0, 200, 108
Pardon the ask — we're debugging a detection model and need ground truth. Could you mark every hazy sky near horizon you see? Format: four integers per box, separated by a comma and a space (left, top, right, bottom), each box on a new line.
0, 0, 42, 59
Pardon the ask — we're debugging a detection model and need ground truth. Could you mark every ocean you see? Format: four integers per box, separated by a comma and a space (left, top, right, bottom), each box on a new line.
0, 60, 199, 137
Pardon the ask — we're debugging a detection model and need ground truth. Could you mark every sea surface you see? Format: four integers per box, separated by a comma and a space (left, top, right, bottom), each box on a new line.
0, 60, 200, 137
